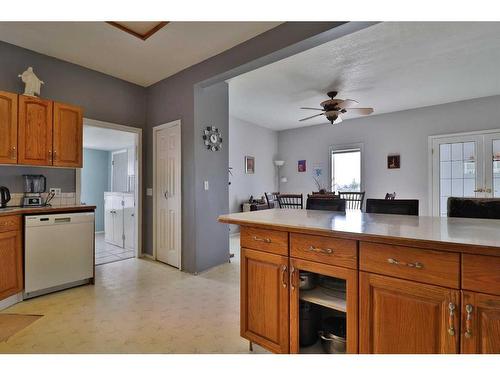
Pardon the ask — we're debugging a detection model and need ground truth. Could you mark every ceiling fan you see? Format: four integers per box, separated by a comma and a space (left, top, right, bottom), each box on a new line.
299, 91, 374, 124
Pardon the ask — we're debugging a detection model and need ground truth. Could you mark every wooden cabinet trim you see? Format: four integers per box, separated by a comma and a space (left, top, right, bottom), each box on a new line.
462, 254, 500, 296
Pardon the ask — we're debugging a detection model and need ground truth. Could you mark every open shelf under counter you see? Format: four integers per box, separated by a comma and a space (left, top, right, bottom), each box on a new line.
299, 340, 324, 354
299, 287, 346, 313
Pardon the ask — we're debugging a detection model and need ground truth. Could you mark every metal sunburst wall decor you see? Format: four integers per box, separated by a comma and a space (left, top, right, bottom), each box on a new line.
203, 126, 223, 151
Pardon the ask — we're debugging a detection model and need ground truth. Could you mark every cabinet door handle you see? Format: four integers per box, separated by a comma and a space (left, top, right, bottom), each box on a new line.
387, 258, 423, 269
253, 236, 271, 243
290, 266, 296, 290
465, 304, 473, 339
48, 149, 53, 161
280, 265, 288, 289
53, 150, 57, 161
10, 146, 16, 159
448, 302, 456, 336
308, 245, 333, 254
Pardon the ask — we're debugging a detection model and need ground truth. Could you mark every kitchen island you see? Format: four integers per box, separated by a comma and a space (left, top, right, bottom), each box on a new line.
218, 209, 500, 354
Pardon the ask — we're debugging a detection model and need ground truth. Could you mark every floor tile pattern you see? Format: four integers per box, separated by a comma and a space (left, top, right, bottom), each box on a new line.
95, 233, 134, 265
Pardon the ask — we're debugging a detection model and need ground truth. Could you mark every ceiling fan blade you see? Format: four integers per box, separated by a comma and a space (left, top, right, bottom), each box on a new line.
333, 116, 343, 125
300, 107, 325, 111
337, 99, 359, 109
344, 107, 374, 115
299, 113, 324, 122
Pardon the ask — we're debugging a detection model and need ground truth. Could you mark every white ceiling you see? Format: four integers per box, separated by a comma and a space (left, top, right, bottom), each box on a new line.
83, 125, 136, 151
229, 22, 500, 131
0, 22, 281, 86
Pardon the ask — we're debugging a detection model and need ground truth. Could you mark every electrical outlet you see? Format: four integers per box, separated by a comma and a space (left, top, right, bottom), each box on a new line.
50, 188, 61, 196
146, 188, 153, 196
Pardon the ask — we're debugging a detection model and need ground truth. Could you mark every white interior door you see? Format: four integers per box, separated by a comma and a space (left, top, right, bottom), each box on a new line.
112, 150, 128, 192
123, 193, 135, 251
155, 123, 181, 268
104, 194, 113, 242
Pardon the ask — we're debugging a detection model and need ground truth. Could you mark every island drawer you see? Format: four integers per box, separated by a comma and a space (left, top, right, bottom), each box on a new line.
360, 242, 460, 288
0, 215, 21, 233
462, 254, 500, 296
240, 227, 288, 255
290, 233, 357, 269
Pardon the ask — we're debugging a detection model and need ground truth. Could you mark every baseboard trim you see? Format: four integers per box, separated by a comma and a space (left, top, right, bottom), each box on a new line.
0, 292, 23, 311
141, 253, 154, 260
95, 231, 104, 234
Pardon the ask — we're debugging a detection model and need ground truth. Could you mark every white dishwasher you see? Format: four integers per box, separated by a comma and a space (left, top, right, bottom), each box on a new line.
24, 212, 95, 299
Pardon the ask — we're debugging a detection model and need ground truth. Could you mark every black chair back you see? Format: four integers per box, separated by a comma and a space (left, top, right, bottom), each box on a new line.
265, 192, 280, 209
447, 197, 500, 219
277, 194, 303, 209
366, 199, 419, 216
306, 196, 346, 212
339, 191, 365, 210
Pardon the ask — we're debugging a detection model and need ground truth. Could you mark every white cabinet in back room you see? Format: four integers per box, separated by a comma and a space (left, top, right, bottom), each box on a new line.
104, 192, 135, 250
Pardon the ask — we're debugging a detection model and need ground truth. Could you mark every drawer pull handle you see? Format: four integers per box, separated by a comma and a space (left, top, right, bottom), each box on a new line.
387, 258, 423, 269
448, 302, 456, 336
280, 265, 288, 289
308, 245, 333, 254
252, 236, 271, 243
465, 304, 473, 339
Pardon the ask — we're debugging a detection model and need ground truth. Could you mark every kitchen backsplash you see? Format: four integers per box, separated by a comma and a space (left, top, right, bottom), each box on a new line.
6, 192, 77, 207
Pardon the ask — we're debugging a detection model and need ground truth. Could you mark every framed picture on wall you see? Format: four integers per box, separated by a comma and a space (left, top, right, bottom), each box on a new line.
298, 160, 306, 172
245, 156, 255, 174
388, 154, 401, 169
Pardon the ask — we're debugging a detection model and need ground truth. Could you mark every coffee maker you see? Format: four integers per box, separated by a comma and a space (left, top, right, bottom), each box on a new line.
23, 174, 46, 207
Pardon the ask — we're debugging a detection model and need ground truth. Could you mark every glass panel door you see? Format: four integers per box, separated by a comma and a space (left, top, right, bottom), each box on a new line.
484, 133, 500, 198
432, 135, 483, 216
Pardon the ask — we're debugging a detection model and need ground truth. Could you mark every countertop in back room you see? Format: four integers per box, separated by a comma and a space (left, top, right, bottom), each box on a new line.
0, 205, 96, 217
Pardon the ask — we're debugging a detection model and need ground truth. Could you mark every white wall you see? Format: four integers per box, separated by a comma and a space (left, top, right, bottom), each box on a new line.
278, 95, 500, 215
229, 116, 278, 232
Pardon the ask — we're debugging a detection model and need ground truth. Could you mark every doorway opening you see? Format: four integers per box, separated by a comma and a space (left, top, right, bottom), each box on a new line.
153, 120, 182, 269
78, 119, 142, 266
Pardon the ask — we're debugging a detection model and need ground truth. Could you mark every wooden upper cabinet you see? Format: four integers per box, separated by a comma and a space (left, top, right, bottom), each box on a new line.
18, 95, 53, 166
0, 91, 18, 164
461, 291, 500, 354
360, 272, 460, 354
241, 248, 289, 353
53, 102, 83, 167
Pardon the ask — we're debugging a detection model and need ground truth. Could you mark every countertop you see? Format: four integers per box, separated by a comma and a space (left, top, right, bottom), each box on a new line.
0, 205, 96, 217
218, 209, 500, 256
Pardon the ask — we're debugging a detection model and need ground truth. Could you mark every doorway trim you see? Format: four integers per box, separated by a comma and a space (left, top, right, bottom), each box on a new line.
153, 119, 182, 270
76, 118, 143, 258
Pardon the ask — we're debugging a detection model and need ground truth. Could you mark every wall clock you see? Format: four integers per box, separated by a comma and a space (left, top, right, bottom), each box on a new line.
203, 126, 223, 151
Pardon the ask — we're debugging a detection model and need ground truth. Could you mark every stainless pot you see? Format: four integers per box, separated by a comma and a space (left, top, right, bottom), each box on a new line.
319, 331, 346, 354
299, 272, 316, 290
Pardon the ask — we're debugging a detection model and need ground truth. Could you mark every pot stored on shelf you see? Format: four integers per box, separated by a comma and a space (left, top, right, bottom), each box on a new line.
299, 271, 316, 290
319, 315, 346, 354
299, 301, 319, 347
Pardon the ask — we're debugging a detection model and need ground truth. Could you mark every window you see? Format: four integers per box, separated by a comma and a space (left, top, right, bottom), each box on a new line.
330, 146, 362, 192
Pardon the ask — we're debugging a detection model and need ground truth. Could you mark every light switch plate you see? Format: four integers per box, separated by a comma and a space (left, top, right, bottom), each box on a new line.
146, 188, 153, 196
204, 181, 209, 191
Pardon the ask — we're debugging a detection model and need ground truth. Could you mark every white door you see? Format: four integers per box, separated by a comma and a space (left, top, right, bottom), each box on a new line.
123, 193, 135, 251
104, 194, 114, 242
155, 122, 182, 268
431, 130, 500, 216
112, 150, 128, 192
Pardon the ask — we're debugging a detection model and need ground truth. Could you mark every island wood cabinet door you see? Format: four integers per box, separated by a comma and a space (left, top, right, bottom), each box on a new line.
359, 272, 460, 354
461, 291, 500, 354
53, 102, 83, 167
0, 91, 18, 164
0, 229, 23, 301
241, 248, 289, 353
289, 258, 358, 354
18, 95, 53, 166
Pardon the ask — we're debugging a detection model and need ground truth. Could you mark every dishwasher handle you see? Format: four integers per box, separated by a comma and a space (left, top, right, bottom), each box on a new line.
54, 217, 71, 223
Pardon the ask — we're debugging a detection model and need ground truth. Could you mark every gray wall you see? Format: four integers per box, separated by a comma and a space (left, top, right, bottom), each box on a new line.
146, 22, 344, 273
278, 95, 500, 215
0, 166, 75, 193
228, 116, 278, 233
81, 148, 110, 232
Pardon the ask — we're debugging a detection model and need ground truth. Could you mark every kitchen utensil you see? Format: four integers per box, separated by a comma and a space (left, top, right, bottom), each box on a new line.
299, 301, 319, 347
299, 271, 316, 290
318, 331, 346, 354
0, 186, 11, 208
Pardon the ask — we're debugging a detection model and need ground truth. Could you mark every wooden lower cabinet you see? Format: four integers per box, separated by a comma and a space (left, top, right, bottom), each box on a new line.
289, 258, 357, 353
359, 272, 460, 354
461, 291, 500, 354
241, 248, 289, 353
0, 229, 23, 300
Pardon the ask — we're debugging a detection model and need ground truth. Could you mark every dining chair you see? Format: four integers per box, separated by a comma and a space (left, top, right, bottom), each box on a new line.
306, 196, 346, 212
365, 199, 419, 216
447, 197, 500, 219
339, 191, 365, 210
277, 194, 303, 209
264, 192, 280, 209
